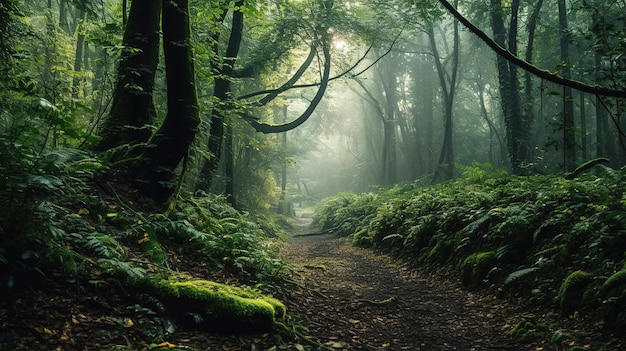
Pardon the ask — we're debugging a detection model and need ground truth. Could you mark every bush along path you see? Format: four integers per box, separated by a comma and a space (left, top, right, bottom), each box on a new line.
282, 218, 541, 351
307, 164, 626, 350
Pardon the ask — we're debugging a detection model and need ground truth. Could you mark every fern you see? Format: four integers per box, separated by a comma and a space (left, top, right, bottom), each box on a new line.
97, 258, 146, 281
82, 232, 124, 259
504, 267, 540, 285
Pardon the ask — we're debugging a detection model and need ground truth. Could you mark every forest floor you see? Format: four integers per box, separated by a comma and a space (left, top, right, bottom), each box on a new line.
1, 216, 621, 350
279, 217, 544, 351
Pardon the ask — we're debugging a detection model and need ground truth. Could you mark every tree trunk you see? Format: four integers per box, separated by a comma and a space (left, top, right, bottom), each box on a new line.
71, 8, 86, 99
137, 0, 199, 202
96, 0, 162, 152
59, 0, 69, 33
490, 0, 525, 173
277, 105, 288, 214
523, 0, 544, 155
559, 0, 576, 171
579, 91, 587, 160
429, 15, 459, 182
198, 0, 244, 191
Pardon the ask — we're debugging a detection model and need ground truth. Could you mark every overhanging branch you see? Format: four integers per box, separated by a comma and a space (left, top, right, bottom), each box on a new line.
437, 0, 626, 98
244, 41, 331, 134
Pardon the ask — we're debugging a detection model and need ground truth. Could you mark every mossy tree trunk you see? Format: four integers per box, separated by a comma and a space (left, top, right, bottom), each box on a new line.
197, 0, 244, 192
558, 0, 576, 171
95, 0, 162, 151
137, 0, 200, 202
490, 0, 526, 173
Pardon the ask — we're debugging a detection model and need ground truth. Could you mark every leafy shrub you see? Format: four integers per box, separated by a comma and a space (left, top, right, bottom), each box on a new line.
313, 166, 626, 324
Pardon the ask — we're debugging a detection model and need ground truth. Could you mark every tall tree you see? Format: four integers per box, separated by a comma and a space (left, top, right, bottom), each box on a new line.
429, 13, 459, 182
558, 0, 576, 171
489, 0, 526, 173
138, 0, 200, 201
95, 0, 162, 152
197, 0, 245, 192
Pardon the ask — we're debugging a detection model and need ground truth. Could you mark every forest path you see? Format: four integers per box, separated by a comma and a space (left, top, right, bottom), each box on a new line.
280, 217, 538, 351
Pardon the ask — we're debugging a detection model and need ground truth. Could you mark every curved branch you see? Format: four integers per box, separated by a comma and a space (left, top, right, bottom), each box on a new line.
245, 41, 331, 134
437, 0, 626, 98
251, 44, 317, 107
237, 28, 404, 102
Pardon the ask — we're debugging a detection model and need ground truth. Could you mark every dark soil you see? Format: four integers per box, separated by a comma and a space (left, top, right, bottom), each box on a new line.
1, 217, 623, 350
281, 218, 533, 351
279, 218, 623, 351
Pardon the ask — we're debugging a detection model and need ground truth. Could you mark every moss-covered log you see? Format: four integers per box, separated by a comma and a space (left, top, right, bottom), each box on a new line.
139, 278, 285, 332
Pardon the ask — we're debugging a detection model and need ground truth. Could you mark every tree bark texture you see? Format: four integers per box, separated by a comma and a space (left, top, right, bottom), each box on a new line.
489, 0, 526, 173
428, 17, 458, 182
558, 0, 576, 171
138, 0, 200, 202
198, 0, 244, 191
96, 0, 162, 152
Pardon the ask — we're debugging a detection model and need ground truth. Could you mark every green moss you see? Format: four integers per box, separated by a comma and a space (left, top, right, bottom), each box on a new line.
426, 240, 453, 263
141, 278, 285, 332
510, 314, 548, 343
138, 229, 166, 265
600, 269, 626, 297
461, 251, 496, 287
352, 228, 373, 247
557, 270, 593, 312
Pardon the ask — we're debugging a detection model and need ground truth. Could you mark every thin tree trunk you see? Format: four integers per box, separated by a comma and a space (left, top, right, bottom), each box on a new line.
429, 15, 458, 182
71, 8, 86, 99
580, 91, 587, 160
199, 0, 244, 191
277, 105, 288, 214
559, 0, 576, 171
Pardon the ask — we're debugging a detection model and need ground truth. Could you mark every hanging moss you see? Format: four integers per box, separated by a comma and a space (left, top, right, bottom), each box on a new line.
139, 278, 285, 332
461, 251, 496, 288
557, 270, 593, 313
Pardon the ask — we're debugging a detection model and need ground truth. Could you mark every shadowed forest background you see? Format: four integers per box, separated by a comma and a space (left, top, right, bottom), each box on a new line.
1, 0, 626, 350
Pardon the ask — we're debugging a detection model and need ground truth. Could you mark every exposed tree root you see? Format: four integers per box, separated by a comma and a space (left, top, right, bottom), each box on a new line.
355, 296, 398, 306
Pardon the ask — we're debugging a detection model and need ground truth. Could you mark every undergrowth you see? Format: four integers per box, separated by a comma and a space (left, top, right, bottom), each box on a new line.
313, 162, 626, 332
0, 105, 290, 288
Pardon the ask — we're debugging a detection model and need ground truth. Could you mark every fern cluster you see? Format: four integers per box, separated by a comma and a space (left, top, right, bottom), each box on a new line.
314, 165, 626, 329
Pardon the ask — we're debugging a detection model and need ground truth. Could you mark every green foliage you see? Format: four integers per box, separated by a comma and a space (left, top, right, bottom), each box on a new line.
139, 278, 284, 332
557, 270, 594, 313
461, 251, 496, 288
510, 314, 548, 343
314, 167, 626, 325
147, 195, 288, 282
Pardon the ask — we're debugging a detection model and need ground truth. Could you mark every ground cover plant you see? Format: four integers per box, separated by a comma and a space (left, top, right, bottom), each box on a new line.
313, 162, 626, 339
0, 135, 301, 349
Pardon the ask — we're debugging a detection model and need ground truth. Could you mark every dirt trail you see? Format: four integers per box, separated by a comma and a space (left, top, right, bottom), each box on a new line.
280, 218, 539, 351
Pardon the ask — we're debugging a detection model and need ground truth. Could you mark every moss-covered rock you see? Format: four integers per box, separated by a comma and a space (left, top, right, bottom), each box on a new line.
352, 228, 373, 247
509, 314, 548, 343
599, 269, 626, 329
461, 251, 496, 288
139, 278, 285, 332
600, 269, 626, 297
557, 270, 593, 313
426, 239, 454, 264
